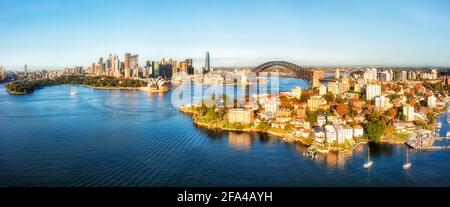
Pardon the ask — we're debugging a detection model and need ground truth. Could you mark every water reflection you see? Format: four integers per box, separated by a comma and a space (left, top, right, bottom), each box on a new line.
195, 127, 225, 141
228, 132, 253, 150
327, 151, 353, 169
368, 142, 396, 159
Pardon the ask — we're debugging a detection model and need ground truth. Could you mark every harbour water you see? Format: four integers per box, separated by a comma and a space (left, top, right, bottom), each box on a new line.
0, 80, 449, 187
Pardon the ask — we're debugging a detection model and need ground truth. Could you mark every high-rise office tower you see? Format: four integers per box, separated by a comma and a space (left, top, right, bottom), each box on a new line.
113, 55, 121, 77
124, 53, 131, 78
186, 58, 194, 75
143, 61, 151, 78
180, 61, 188, 77
152, 61, 160, 78
106, 59, 112, 71
160, 59, 173, 78
131, 55, 139, 69
98, 58, 104, 75
205, 51, 210, 73
24, 64, 28, 73
131, 55, 139, 77
91, 63, 96, 74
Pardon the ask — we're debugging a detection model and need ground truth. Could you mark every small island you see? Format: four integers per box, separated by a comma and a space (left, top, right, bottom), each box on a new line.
5, 76, 149, 95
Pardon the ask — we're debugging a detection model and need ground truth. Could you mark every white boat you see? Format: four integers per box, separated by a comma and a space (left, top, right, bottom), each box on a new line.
403, 148, 412, 170
363, 147, 373, 169
70, 86, 77, 96
363, 161, 373, 169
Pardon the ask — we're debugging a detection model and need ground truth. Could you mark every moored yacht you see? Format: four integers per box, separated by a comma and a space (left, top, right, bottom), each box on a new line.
363, 147, 373, 169
403, 147, 412, 170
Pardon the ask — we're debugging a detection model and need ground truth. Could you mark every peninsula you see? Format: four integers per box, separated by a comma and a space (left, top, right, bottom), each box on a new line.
180, 68, 449, 154
5, 76, 148, 95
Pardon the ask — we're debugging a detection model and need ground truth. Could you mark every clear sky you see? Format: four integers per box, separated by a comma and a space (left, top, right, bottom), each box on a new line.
1, 0, 449, 70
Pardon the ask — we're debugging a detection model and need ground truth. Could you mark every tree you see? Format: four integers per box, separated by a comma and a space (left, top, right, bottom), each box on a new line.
366, 109, 388, 142
397, 112, 406, 121
427, 112, 436, 125
366, 121, 383, 142
387, 108, 397, 118
257, 122, 271, 132
323, 93, 335, 102
300, 92, 312, 102
306, 110, 317, 125
407, 98, 416, 106
383, 125, 395, 140
336, 103, 349, 116
335, 96, 345, 104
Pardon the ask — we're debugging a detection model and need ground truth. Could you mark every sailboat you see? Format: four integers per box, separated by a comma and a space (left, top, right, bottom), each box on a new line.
403, 147, 412, 170
70, 86, 77, 96
363, 146, 373, 169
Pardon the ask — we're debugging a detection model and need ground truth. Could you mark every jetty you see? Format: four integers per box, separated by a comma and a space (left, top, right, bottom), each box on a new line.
406, 130, 450, 150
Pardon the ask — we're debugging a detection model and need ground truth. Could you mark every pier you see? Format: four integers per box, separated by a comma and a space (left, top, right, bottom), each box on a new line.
406, 130, 450, 150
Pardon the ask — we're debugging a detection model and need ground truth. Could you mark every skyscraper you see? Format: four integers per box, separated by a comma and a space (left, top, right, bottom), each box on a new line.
113, 54, 121, 77
91, 63, 96, 74
98, 58, 104, 76
131, 55, 139, 77
144, 60, 151, 78
160, 59, 173, 78
24, 64, 28, 73
124, 53, 131, 78
205, 52, 210, 73
152, 61, 160, 78
186, 58, 194, 75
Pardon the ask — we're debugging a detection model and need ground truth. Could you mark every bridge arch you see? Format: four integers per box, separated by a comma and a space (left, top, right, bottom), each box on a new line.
252, 61, 315, 81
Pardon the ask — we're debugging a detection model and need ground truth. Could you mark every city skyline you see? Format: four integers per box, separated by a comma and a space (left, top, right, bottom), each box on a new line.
1, 0, 450, 70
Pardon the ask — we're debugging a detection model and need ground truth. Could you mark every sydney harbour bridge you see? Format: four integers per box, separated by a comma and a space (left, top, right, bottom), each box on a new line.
251, 61, 324, 87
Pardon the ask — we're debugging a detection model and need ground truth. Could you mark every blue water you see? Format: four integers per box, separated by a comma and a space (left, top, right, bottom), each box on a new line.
0, 80, 449, 187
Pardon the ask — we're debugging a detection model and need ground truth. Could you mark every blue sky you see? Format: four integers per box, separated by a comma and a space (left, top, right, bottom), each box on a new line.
0, 0, 449, 70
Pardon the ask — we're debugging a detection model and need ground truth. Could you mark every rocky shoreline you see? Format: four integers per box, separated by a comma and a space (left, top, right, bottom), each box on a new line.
179, 107, 359, 153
